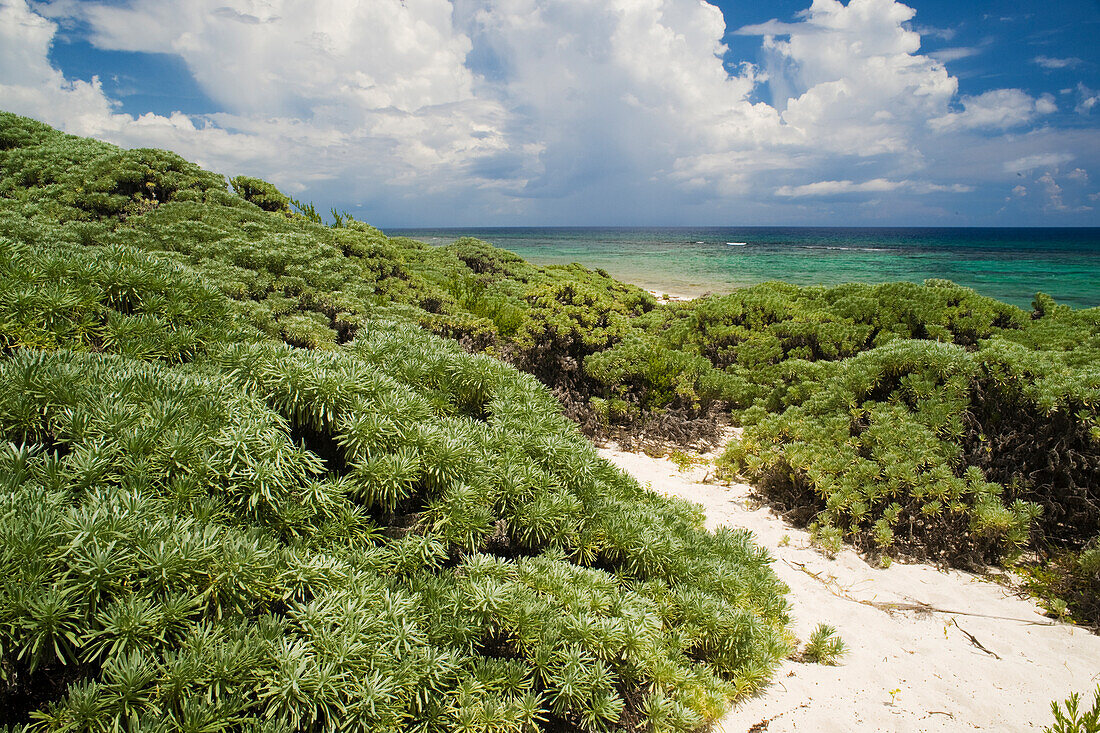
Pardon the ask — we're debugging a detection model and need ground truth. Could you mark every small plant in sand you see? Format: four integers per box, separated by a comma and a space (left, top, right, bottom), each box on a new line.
809, 523, 843, 558
1049, 597, 1071, 622
668, 449, 703, 472
799, 623, 847, 665
1046, 685, 1100, 733
778, 534, 791, 547
888, 688, 901, 706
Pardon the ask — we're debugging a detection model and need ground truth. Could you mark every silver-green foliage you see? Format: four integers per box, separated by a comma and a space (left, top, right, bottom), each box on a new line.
0, 330, 789, 730
799, 623, 846, 666
724, 339, 1049, 565
1047, 685, 1100, 733
0, 110, 791, 729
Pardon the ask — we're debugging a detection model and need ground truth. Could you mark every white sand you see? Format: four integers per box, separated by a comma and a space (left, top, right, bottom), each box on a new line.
597, 442, 1100, 732
645, 288, 696, 303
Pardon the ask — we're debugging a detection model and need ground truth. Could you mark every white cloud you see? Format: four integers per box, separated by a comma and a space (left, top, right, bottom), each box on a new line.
74, 0, 481, 117
1038, 172, 1065, 210
758, 0, 957, 140
5, 0, 1100, 224
1029, 169, 1095, 214
930, 89, 1056, 131
776, 178, 904, 197
930, 47, 982, 63
0, 0, 280, 179
453, 0, 773, 198
0, 0, 120, 127
0, 0, 250, 166
5, 0, 519, 200
697, 0, 961, 181
1032, 56, 1082, 70
1076, 84, 1099, 115
733, 19, 808, 36
910, 23, 956, 42
909, 181, 975, 194
776, 178, 972, 197
1003, 153, 1075, 173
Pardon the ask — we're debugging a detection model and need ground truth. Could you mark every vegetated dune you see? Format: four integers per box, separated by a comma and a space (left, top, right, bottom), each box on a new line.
599, 442, 1100, 733
0, 111, 790, 730
0, 110, 1097, 730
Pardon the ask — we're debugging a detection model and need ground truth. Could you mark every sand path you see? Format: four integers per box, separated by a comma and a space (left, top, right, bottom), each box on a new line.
597, 443, 1100, 732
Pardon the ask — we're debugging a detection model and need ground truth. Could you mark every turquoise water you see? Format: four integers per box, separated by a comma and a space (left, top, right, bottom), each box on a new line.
389, 227, 1100, 310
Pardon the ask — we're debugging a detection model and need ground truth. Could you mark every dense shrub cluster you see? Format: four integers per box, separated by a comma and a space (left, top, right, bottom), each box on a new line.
0, 235, 236, 359
559, 277, 1095, 618
0, 341, 787, 730
1, 109, 1096, 733
0, 117, 221, 221
664, 285, 1096, 614
723, 339, 1042, 565
0, 112, 790, 730
0, 112, 660, 367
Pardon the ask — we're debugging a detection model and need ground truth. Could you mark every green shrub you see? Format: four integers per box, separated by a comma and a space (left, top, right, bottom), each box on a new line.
0, 336, 789, 730
3, 108, 1099, 727
1046, 685, 1100, 733
584, 334, 720, 411
229, 175, 290, 213
799, 623, 847, 665
0, 235, 235, 360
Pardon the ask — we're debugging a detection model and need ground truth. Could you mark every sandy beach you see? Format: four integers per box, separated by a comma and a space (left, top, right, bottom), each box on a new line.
598, 440, 1100, 732
644, 288, 696, 303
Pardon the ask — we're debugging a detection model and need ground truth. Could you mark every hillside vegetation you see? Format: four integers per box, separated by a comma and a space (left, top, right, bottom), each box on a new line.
0, 113, 791, 730
581, 273, 1098, 619
1, 110, 1097, 728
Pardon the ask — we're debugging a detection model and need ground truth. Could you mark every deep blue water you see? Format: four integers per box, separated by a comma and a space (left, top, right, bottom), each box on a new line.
388, 227, 1100, 310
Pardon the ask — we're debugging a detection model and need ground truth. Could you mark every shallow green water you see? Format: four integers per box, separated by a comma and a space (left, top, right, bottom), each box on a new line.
389, 227, 1100, 310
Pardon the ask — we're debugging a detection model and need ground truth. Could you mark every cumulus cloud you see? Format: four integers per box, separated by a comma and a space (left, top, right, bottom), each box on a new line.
6, 0, 1100, 224
1038, 172, 1066, 210
751, 0, 957, 149
1, 0, 119, 130
1027, 169, 1096, 214
455, 0, 766, 196
930, 89, 1056, 131
1076, 84, 1100, 116
1, 0, 309, 183
74, 0, 481, 117
1067, 168, 1088, 183
7, 0, 521, 204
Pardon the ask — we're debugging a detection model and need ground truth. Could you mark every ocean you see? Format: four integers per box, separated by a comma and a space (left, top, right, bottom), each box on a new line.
387, 227, 1100, 310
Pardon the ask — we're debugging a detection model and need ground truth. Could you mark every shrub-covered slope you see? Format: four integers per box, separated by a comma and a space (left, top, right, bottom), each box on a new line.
691, 285, 1098, 616
1, 108, 1097, 732
573, 274, 1098, 611
0, 113, 793, 729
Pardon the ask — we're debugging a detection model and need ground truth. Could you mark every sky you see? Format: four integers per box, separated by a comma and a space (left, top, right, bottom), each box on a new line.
2, 0, 1099, 227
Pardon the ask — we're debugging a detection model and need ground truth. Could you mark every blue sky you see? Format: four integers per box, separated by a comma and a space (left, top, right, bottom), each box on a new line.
2, 0, 1099, 226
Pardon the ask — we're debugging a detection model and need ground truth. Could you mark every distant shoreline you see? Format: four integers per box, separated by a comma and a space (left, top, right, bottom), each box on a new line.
644, 288, 696, 302
391, 226, 1100, 310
